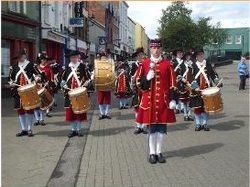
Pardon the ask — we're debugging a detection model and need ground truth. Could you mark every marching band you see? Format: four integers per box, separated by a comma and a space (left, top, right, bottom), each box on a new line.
8, 39, 224, 164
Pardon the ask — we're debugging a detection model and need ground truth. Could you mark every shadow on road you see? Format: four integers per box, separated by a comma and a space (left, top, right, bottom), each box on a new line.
116, 113, 135, 120
212, 120, 245, 131
209, 112, 227, 119
167, 122, 192, 132
88, 126, 133, 136
163, 143, 224, 158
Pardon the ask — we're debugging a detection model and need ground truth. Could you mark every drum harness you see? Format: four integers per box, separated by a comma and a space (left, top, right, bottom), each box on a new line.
15, 60, 31, 84
174, 58, 183, 72
194, 61, 210, 87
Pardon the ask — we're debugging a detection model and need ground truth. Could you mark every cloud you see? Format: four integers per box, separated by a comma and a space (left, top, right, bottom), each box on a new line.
127, 1, 250, 38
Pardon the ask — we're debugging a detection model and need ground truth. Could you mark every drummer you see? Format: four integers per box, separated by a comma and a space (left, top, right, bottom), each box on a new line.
96, 52, 112, 120
34, 53, 55, 126
8, 49, 41, 137
61, 50, 90, 138
189, 49, 221, 131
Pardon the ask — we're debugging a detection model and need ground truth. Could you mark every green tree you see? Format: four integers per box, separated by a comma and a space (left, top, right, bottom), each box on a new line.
157, 1, 227, 52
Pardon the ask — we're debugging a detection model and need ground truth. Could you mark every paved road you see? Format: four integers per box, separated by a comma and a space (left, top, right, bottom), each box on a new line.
2, 62, 249, 187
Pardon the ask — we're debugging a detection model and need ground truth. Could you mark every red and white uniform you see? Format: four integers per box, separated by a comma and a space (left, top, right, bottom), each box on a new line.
37, 63, 54, 96
135, 58, 177, 125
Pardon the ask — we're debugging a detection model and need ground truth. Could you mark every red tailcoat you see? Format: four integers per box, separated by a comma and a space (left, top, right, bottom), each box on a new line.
97, 91, 111, 105
37, 64, 54, 96
135, 59, 177, 125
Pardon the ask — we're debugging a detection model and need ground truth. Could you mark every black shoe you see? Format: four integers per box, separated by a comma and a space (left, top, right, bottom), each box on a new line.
46, 113, 52, 118
142, 128, 148, 134
77, 130, 83, 137
99, 115, 105, 120
40, 121, 46, 126
195, 126, 202, 131
34, 121, 39, 126
68, 130, 77, 138
134, 128, 142, 134
187, 116, 194, 121
16, 131, 28, 137
119, 107, 122, 110
149, 154, 157, 164
28, 130, 34, 137
204, 126, 210, 131
105, 115, 111, 119
157, 153, 166, 163
184, 117, 189, 121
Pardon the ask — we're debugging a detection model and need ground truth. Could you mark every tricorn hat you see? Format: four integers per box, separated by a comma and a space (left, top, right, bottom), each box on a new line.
194, 49, 204, 56
132, 47, 144, 58
149, 39, 163, 48
13, 49, 27, 59
173, 48, 184, 56
66, 50, 80, 58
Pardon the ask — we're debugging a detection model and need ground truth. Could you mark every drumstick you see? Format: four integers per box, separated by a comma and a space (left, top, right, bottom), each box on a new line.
216, 78, 223, 87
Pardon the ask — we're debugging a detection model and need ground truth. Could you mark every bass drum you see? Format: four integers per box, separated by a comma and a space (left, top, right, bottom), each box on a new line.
94, 58, 116, 91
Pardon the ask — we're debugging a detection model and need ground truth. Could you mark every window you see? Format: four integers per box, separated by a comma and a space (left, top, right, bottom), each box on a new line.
226, 35, 233, 44
9, 2, 21, 13
1, 40, 11, 77
235, 35, 242, 44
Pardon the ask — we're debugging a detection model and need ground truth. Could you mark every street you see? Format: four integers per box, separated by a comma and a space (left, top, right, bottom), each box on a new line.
2, 62, 249, 187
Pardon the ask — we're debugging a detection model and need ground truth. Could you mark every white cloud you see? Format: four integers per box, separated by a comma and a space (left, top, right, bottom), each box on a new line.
127, 1, 250, 38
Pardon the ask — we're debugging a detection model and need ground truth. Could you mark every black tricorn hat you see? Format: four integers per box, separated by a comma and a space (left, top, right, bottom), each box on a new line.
173, 48, 184, 56
40, 54, 49, 60
194, 49, 204, 56
184, 52, 192, 58
132, 47, 144, 58
66, 50, 80, 58
13, 49, 27, 59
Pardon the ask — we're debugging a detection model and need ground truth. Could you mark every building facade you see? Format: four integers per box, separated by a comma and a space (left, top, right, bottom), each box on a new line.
1, 1, 40, 84
204, 27, 250, 60
127, 17, 135, 56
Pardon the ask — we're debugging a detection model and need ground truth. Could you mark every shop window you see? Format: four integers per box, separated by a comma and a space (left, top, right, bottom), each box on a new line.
1, 40, 11, 77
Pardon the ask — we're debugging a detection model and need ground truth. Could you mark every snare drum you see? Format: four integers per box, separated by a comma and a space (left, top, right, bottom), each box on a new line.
201, 87, 223, 114
68, 87, 91, 114
94, 59, 116, 91
17, 83, 41, 110
38, 88, 54, 110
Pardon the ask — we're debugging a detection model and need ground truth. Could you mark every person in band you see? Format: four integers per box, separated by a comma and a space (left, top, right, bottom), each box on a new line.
189, 49, 221, 131
172, 48, 185, 114
34, 54, 55, 126
49, 57, 62, 107
8, 49, 41, 137
135, 39, 177, 164
97, 52, 112, 120
115, 61, 131, 109
130, 47, 147, 134
61, 50, 89, 138
176, 52, 194, 121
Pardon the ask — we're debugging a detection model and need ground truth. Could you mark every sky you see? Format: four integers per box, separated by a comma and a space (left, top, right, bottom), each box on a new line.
127, 1, 250, 39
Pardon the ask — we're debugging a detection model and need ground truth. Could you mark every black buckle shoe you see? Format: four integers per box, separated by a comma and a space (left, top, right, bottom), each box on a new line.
16, 131, 28, 137
157, 153, 166, 163
188, 116, 194, 121
149, 154, 157, 164
204, 126, 210, 131
40, 121, 46, 126
28, 130, 34, 137
68, 130, 77, 138
134, 128, 142, 134
99, 115, 105, 120
46, 113, 52, 118
195, 126, 202, 131
77, 130, 83, 137
184, 117, 188, 121
105, 115, 111, 119
34, 121, 39, 126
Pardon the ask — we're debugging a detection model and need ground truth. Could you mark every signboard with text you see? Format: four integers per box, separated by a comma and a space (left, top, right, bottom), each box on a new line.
69, 18, 84, 27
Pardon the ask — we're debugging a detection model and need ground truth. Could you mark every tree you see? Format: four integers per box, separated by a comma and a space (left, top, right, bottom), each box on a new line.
157, 1, 227, 52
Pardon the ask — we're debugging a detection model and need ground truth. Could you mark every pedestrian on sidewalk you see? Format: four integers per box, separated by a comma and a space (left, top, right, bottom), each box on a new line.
8, 49, 41, 137
237, 54, 249, 90
135, 39, 178, 164
61, 50, 89, 138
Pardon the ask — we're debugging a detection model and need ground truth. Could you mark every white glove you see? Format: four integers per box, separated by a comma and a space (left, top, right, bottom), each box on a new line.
169, 100, 176, 110
90, 72, 94, 80
9, 81, 16, 88
146, 69, 155, 81
35, 76, 41, 82
63, 84, 69, 89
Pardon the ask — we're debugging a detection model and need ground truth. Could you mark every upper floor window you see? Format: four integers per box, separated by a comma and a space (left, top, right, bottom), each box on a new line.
9, 2, 21, 13
235, 35, 242, 44
226, 35, 233, 44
